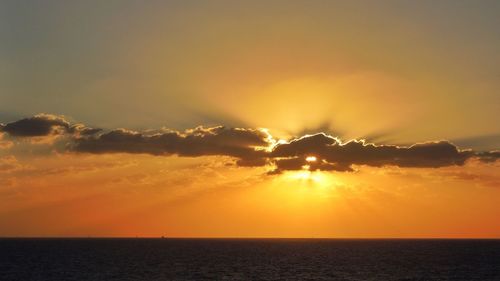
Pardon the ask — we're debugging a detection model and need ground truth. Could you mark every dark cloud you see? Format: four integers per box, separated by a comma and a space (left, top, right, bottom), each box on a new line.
0, 114, 100, 137
271, 157, 354, 174
73, 126, 270, 165
475, 151, 500, 163
69, 124, 102, 136
268, 133, 476, 173
0, 114, 70, 137
270, 156, 353, 174
1, 114, 499, 173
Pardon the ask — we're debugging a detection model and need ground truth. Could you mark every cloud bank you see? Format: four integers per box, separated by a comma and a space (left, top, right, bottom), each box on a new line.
0, 114, 100, 137
1, 114, 498, 174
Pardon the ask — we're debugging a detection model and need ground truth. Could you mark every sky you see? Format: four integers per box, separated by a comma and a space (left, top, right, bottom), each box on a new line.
0, 0, 499, 238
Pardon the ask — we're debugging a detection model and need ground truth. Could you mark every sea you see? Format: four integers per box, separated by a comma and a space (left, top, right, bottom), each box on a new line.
1, 238, 499, 280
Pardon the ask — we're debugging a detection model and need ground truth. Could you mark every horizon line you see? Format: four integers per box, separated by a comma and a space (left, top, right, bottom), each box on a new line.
1, 236, 499, 240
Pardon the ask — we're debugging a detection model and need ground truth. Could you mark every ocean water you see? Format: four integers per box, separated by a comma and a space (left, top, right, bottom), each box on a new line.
1, 239, 499, 281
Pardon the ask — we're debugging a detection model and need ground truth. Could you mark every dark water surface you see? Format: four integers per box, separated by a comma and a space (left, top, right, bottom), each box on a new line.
1, 238, 499, 280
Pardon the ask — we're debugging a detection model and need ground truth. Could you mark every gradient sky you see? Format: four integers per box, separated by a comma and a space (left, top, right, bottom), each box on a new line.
0, 0, 499, 237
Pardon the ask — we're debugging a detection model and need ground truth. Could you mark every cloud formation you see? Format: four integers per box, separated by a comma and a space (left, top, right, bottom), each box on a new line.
0, 114, 100, 137
269, 133, 475, 173
1, 114, 499, 174
73, 126, 270, 166
0, 114, 71, 137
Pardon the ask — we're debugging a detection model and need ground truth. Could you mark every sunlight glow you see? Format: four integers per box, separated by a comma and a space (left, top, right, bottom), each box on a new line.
293, 170, 312, 180
286, 170, 330, 184
306, 156, 317, 162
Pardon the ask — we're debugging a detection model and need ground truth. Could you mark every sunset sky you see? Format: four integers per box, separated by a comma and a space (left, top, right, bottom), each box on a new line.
1, 0, 499, 238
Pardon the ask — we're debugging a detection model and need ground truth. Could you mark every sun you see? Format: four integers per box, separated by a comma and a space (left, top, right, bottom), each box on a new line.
305, 156, 317, 162
287, 156, 321, 181
278, 155, 337, 185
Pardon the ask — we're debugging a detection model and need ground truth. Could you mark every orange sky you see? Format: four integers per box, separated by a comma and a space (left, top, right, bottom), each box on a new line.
1, 141, 499, 238
0, 1, 499, 237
